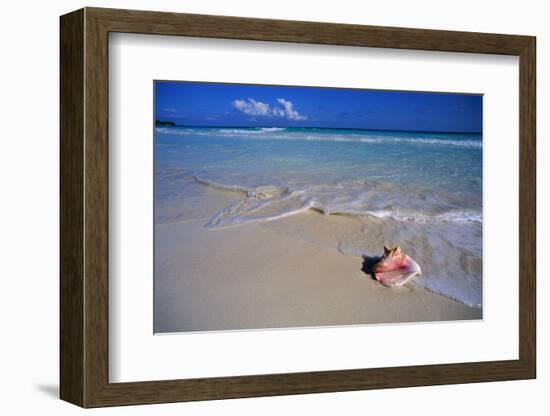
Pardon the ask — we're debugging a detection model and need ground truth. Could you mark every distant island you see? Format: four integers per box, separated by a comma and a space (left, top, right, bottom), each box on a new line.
155, 120, 177, 127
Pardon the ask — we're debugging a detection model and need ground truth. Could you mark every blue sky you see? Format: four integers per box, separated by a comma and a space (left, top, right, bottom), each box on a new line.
155, 81, 482, 133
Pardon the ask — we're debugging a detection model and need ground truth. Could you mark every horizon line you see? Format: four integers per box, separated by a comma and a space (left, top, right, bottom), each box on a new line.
154, 121, 482, 135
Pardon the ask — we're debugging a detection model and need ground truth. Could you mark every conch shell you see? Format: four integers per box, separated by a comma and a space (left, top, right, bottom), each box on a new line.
372, 245, 421, 287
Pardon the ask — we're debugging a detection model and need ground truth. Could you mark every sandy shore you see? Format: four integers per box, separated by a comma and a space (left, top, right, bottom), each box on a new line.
154, 190, 481, 333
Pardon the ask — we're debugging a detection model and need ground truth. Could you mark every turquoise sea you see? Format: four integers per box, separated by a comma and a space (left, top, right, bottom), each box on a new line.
155, 126, 483, 308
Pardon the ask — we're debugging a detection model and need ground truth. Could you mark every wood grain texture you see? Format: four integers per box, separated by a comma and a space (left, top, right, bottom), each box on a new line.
59, 7, 537, 408
88, 7, 532, 54
59, 8, 84, 407
518, 38, 536, 376
83, 10, 110, 406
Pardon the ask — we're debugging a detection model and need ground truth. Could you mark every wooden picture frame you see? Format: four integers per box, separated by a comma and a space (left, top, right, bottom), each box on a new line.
60, 7, 536, 408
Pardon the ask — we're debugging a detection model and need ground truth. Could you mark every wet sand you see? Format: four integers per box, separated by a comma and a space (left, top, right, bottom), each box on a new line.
154, 190, 481, 333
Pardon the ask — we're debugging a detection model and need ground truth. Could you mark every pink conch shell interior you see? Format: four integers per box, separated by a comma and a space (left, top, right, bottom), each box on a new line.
372, 245, 422, 287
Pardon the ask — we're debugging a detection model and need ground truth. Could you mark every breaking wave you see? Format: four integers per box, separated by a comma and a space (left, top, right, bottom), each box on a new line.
156, 127, 482, 148
192, 175, 482, 229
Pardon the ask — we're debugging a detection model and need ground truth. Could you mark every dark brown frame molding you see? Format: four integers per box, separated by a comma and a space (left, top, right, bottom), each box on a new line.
60, 7, 536, 408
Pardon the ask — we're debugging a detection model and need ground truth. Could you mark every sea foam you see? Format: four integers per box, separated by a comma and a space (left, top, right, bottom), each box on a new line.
193, 174, 482, 229
156, 127, 482, 148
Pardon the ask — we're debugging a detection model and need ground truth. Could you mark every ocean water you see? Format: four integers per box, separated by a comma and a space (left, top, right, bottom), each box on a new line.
155, 126, 483, 308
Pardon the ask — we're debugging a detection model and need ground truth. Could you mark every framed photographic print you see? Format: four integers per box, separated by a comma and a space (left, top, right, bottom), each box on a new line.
60, 7, 536, 408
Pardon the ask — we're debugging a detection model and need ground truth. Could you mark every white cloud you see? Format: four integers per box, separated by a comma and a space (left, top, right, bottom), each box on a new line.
232, 98, 271, 116
232, 97, 307, 120
276, 98, 307, 120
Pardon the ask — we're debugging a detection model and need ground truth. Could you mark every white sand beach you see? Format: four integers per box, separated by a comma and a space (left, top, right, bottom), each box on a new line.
154, 189, 481, 333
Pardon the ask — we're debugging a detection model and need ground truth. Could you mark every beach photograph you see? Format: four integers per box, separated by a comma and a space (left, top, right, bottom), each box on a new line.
153, 81, 483, 334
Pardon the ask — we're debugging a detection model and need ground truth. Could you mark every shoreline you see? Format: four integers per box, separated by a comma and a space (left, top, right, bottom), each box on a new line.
154, 191, 482, 333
